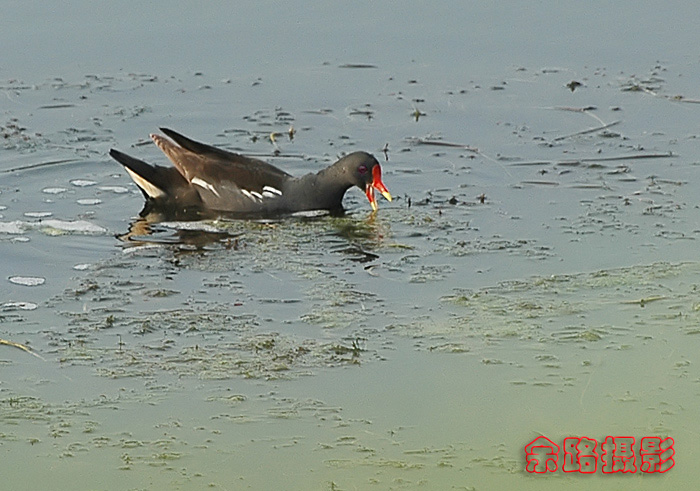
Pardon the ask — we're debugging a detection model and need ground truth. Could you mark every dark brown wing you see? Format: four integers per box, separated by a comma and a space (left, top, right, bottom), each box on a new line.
151, 129, 293, 212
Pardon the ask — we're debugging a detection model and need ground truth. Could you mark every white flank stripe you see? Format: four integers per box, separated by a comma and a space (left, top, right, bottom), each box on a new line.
191, 177, 220, 197
250, 191, 263, 200
240, 189, 256, 201
262, 185, 282, 196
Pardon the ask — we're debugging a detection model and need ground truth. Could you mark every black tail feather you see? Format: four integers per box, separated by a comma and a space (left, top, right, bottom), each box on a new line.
110, 149, 160, 183
109, 148, 193, 201
160, 127, 234, 158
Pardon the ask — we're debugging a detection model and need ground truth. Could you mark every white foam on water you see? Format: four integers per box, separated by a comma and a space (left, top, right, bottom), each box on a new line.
0, 221, 25, 234
24, 211, 53, 218
8, 276, 46, 287
37, 219, 107, 235
2, 301, 38, 310
70, 179, 97, 187
98, 186, 129, 194
42, 187, 68, 194
77, 198, 102, 205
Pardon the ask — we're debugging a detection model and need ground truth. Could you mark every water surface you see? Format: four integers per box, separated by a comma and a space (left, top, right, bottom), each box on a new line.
2, 2, 700, 489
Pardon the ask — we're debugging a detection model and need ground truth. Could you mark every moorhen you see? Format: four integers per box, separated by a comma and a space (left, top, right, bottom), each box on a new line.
109, 128, 392, 216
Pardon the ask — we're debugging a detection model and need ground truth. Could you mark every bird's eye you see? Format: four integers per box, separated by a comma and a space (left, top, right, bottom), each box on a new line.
358, 164, 368, 175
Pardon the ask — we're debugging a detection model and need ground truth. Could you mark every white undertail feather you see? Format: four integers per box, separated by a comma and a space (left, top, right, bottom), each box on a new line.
125, 168, 166, 198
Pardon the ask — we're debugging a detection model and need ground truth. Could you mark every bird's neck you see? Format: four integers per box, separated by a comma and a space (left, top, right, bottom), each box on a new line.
290, 164, 352, 211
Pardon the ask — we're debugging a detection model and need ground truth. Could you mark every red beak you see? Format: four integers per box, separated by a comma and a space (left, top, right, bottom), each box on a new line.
365, 164, 392, 211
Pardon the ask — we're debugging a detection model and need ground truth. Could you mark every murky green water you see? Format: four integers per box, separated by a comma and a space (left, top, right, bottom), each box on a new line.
2, 1, 700, 489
